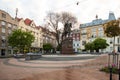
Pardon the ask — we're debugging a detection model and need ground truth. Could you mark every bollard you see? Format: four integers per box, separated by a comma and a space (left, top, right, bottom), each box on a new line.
119, 61, 120, 80
119, 68, 120, 80
110, 67, 112, 80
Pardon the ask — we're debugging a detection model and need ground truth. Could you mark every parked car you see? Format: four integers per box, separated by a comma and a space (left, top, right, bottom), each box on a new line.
26, 52, 34, 55
14, 53, 24, 58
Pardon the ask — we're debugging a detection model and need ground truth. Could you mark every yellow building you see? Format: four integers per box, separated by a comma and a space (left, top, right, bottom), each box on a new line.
17, 18, 43, 52
80, 12, 116, 52
0, 9, 18, 56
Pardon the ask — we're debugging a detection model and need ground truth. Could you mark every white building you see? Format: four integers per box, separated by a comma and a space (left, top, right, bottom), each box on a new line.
71, 29, 80, 53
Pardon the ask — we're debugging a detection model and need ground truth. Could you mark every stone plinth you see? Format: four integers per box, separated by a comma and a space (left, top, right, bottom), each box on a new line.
25, 53, 42, 60
61, 37, 74, 54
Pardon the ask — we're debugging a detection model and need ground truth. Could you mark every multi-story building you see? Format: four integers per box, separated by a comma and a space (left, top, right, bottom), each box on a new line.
71, 29, 80, 53
17, 18, 43, 52
113, 18, 120, 52
0, 9, 18, 56
80, 12, 116, 52
41, 27, 57, 48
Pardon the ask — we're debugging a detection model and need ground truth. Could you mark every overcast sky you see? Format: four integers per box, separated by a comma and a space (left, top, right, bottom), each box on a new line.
0, 0, 120, 26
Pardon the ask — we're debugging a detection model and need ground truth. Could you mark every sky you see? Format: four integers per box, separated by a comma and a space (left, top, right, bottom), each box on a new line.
0, 0, 120, 26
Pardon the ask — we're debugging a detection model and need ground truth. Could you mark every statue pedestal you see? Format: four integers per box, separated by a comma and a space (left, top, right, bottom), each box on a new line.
61, 37, 74, 54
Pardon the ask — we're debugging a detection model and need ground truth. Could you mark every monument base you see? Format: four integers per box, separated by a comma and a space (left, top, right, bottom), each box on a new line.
61, 37, 74, 54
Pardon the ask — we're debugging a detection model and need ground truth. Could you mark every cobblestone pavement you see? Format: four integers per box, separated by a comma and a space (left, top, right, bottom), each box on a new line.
0, 54, 117, 80
2, 54, 100, 68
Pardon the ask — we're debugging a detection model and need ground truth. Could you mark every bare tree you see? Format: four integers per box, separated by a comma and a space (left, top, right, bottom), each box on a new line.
46, 12, 61, 46
60, 12, 77, 25
45, 11, 77, 48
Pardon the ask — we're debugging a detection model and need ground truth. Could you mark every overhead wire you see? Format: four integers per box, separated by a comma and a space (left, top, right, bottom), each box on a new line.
53, 0, 89, 12
46, 0, 90, 31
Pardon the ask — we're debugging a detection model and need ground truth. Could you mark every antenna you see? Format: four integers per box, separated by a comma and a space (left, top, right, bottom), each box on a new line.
15, 8, 18, 18
96, 14, 98, 19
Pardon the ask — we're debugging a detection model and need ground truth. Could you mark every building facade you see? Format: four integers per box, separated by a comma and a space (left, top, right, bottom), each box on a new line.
0, 10, 18, 56
41, 27, 57, 49
71, 29, 80, 53
17, 18, 43, 52
80, 12, 116, 52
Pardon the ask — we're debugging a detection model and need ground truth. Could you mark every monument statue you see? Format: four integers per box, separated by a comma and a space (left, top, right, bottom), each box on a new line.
61, 22, 74, 54
62, 22, 72, 39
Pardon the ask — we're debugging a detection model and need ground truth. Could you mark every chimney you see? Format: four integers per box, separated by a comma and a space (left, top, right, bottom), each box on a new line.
108, 11, 116, 20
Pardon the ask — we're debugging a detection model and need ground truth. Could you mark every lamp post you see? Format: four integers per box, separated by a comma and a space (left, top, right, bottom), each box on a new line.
118, 61, 120, 80
108, 52, 119, 80
109, 67, 113, 80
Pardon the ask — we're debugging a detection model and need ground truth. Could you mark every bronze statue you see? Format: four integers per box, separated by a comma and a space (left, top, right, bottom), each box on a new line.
62, 22, 72, 39
61, 22, 74, 54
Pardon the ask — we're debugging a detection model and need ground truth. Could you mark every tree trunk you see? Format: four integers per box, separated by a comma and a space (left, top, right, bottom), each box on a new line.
113, 36, 115, 52
96, 49, 99, 52
113, 36, 116, 64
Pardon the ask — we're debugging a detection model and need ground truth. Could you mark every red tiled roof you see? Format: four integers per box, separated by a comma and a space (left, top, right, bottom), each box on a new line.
41, 27, 47, 32
24, 18, 32, 25
36, 26, 43, 29
36, 26, 40, 29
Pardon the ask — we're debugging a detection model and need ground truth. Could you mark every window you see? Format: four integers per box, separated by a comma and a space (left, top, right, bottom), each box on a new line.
91, 32, 96, 38
1, 21, 6, 25
8, 30, 11, 34
82, 41, 86, 45
73, 37, 75, 40
70, 34, 72, 37
110, 47, 113, 51
77, 37, 79, 41
1, 36, 5, 39
2, 28, 5, 33
98, 31, 104, 37
98, 27, 103, 31
77, 44, 79, 46
74, 44, 75, 46
1, 36, 6, 44
91, 28, 96, 32
2, 43, 5, 47
8, 23, 12, 27
110, 39, 113, 44
118, 38, 119, 43
82, 35, 87, 39
73, 34, 75, 37
2, 13, 6, 18
1, 39, 6, 43
13, 25, 17, 29
81, 29, 87, 34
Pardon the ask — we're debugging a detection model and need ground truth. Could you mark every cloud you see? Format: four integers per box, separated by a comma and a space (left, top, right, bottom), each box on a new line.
0, 0, 120, 26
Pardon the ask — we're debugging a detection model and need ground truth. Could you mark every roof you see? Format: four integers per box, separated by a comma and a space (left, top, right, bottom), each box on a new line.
80, 19, 108, 28
24, 18, 32, 25
16, 17, 22, 21
80, 12, 116, 28
36, 26, 43, 29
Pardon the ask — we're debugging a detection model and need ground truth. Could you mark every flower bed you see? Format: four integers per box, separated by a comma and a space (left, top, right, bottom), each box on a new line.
100, 64, 119, 74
